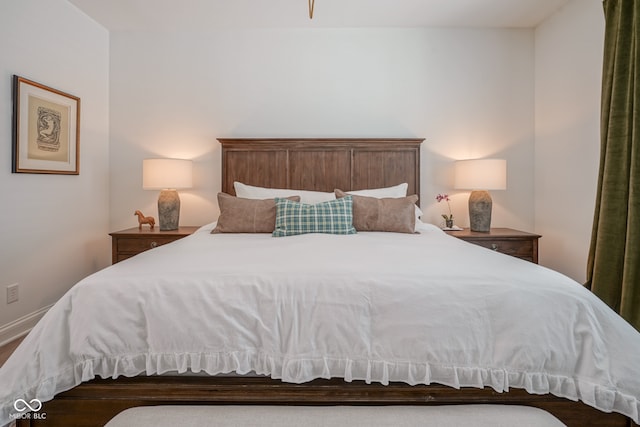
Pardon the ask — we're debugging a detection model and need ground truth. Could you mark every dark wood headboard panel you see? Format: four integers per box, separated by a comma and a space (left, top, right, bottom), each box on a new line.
218, 138, 424, 203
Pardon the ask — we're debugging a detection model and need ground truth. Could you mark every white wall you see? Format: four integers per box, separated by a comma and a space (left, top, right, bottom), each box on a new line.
109, 28, 535, 234
0, 0, 110, 339
534, 0, 604, 282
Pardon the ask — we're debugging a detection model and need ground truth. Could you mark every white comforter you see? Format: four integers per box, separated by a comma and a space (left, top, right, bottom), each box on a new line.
1, 223, 640, 424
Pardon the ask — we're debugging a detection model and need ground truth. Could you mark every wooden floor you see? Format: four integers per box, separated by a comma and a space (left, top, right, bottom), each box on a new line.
0, 336, 25, 367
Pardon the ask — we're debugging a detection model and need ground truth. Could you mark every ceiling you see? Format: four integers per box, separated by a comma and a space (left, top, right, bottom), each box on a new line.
68, 0, 571, 31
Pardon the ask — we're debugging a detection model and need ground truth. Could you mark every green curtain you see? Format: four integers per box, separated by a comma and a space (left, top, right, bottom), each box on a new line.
586, 0, 640, 330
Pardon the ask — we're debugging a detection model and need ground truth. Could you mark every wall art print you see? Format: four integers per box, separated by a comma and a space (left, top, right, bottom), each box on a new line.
12, 75, 80, 174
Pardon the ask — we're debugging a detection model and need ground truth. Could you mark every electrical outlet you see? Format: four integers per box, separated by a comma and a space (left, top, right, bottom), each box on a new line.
7, 283, 19, 304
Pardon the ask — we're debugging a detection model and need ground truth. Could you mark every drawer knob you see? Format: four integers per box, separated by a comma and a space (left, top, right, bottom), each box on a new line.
491, 244, 498, 251
150, 241, 158, 248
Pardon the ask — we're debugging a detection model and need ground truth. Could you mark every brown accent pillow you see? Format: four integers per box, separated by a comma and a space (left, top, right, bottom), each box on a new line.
335, 189, 417, 233
212, 193, 301, 233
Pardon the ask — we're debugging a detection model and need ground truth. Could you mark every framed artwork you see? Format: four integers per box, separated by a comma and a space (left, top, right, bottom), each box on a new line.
12, 75, 80, 174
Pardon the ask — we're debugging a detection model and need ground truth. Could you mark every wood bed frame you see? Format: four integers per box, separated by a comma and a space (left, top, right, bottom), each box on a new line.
17, 138, 634, 427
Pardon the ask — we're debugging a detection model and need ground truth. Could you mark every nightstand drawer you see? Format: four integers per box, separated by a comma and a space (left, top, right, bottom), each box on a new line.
468, 239, 534, 261
109, 226, 200, 264
444, 228, 540, 263
117, 237, 177, 253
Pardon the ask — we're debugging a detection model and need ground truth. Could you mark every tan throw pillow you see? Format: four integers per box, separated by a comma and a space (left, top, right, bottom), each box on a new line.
212, 193, 301, 233
335, 189, 417, 233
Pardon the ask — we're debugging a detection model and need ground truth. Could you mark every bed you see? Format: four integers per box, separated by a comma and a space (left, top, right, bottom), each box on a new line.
2, 138, 640, 427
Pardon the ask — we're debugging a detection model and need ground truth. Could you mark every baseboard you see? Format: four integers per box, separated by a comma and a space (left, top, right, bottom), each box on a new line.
0, 304, 53, 347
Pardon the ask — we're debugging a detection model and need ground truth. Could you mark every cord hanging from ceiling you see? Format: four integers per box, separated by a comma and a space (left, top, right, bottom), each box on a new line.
308, 0, 315, 19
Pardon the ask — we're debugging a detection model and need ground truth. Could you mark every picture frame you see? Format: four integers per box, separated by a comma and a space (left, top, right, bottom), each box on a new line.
12, 75, 80, 174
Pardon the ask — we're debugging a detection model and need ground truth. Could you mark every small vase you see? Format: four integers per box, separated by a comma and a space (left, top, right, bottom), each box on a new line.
445, 219, 454, 228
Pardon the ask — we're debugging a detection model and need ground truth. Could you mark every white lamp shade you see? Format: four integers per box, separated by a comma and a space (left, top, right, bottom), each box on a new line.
143, 158, 193, 190
454, 159, 507, 190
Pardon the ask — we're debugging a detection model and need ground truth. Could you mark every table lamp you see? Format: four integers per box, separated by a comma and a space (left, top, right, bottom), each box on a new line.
143, 158, 193, 231
454, 159, 507, 232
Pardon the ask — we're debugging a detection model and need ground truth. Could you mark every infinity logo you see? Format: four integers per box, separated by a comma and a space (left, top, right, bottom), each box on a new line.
13, 398, 42, 412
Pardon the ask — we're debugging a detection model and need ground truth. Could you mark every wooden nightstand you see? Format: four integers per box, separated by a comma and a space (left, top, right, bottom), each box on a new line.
444, 228, 541, 263
109, 226, 200, 264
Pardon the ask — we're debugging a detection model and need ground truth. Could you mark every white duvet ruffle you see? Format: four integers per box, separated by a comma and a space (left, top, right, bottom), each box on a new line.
4, 347, 640, 425
1, 223, 640, 425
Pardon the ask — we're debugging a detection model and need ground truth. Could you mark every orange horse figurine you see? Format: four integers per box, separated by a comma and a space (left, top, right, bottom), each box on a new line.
134, 210, 155, 230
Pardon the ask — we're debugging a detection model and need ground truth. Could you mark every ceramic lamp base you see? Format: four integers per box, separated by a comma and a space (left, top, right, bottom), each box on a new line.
158, 189, 180, 231
469, 190, 492, 232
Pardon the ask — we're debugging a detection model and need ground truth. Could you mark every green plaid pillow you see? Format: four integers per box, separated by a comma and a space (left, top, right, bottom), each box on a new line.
272, 196, 357, 237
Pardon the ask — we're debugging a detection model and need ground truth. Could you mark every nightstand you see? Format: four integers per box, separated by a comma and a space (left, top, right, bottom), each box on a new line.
444, 228, 541, 263
109, 226, 200, 264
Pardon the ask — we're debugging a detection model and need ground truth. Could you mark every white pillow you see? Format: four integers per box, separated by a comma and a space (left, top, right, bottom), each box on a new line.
345, 183, 408, 198
234, 182, 336, 205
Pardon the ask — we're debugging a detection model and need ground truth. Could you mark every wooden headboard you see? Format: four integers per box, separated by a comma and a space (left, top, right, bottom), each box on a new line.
218, 138, 424, 203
